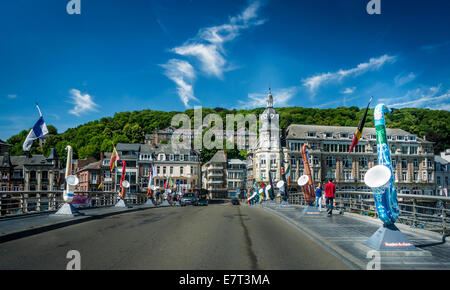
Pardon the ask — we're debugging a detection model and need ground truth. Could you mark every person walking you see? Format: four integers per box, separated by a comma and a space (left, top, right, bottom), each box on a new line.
315, 183, 323, 210
324, 178, 336, 216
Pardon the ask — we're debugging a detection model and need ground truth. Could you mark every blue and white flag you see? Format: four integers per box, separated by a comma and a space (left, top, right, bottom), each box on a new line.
22, 105, 49, 151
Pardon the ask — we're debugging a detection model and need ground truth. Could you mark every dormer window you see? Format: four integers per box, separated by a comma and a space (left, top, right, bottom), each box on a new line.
307, 132, 316, 137
397, 135, 405, 141
324, 132, 333, 138
387, 135, 392, 140
408, 136, 416, 141
340, 133, 348, 138
370, 134, 376, 140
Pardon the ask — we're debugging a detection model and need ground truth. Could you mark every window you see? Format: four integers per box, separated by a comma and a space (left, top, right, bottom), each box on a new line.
414, 172, 418, 182
437, 176, 441, 185
359, 158, 368, 168
313, 156, 320, 166
402, 146, 408, 154
408, 136, 416, 141
1, 172, 7, 179
157, 166, 160, 175
307, 132, 316, 137
344, 171, 352, 181
170, 166, 173, 175
190, 166, 194, 175
340, 133, 349, 138
391, 145, 396, 154
413, 159, 418, 168
325, 132, 333, 138
428, 172, 432, 183
343, 158, 352, 169
180, 167, 184, 176
326, 156, 335, 168
422, 171, 427, 181
359, 170, 366, 181
290, 157, 297, 167
410, 147, 418, 155
402, 171, 407, 182
163, 167, 166, 175
370, 134, 376, 140
397, 135, 405, 141
401, 159, 407, 169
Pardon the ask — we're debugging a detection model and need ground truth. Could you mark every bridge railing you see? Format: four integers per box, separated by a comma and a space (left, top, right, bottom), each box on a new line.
0, 191, 148, 218
286, 191, 450, 236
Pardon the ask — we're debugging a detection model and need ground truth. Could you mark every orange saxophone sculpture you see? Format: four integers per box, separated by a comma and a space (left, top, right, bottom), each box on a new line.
119, 160, 127, 200
301, 144, 316, 205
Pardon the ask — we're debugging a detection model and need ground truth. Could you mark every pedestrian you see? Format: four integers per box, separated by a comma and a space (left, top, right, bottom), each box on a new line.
315, 183, 322, 210
324, 178, 336, 216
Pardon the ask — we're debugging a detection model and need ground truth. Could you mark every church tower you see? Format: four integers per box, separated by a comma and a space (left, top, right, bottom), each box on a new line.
253, 88, 282, 183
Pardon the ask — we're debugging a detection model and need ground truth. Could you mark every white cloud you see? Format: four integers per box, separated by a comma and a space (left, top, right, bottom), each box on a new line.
341, 87, 356, 94
171, 0, 265, 79
381, 85, 450, 110
394, 72, 416, 87
68, 89, 99, 116
238, 87, 298, 109
161, 59, 198, 108
302, 54, 397, 94
7, 94, 17, 99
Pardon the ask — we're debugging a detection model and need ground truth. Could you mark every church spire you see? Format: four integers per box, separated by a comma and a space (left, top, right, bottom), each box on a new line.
267, 88, 273, 108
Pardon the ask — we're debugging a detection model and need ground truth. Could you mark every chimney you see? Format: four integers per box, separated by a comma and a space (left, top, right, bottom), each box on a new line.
100, 151, 104, 161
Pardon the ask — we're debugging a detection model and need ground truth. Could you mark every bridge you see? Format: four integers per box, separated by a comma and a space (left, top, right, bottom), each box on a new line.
0, 191, 449, 270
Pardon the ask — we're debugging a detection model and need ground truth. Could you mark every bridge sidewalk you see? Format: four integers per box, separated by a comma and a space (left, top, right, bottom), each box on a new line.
0, 204, 156, 243
255, 203, 450, 270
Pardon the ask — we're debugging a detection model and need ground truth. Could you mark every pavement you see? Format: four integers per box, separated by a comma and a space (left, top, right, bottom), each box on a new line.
0, 202, 349, 270
0, 204, 156, 243
256, 202, 450, 270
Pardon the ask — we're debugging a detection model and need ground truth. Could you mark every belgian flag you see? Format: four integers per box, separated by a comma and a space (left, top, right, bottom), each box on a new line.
349, 97, 373, 153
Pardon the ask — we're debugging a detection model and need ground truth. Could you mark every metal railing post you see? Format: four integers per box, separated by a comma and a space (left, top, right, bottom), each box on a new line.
442, 201, 447, 235
412, 199, 418, 226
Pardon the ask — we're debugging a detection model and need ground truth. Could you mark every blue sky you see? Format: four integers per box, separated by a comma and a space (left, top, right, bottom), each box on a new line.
1, 0, 449, 140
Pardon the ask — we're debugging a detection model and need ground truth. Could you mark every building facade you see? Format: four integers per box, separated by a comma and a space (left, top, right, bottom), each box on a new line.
284, 124, 435, 195
202, 150, 228, 198
435, 152, 449, 196
227, 159, 247, 196
138, 143, 201, 193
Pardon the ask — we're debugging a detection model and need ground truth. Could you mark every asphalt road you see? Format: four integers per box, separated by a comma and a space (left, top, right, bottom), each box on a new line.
0, 202, 349, 270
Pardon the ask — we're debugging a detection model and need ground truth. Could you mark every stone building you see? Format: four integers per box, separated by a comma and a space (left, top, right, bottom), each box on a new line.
75, 160, 102, 192
138, 143, 201, 193
284, 124, 435, 195
0, 148, 62, 192
202, 150, 228, 198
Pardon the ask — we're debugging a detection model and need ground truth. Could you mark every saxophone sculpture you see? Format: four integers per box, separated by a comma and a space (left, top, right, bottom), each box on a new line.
364, 104, 399, 225
63, 145, 79, 203
119, 161, 128, 200
299, 144, 316, 205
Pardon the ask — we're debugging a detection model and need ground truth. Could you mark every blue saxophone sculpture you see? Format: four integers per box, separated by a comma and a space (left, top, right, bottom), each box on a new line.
372, 104, 399, 225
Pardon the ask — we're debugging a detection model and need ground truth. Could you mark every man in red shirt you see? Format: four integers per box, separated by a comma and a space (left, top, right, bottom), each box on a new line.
324, 178, 336, 215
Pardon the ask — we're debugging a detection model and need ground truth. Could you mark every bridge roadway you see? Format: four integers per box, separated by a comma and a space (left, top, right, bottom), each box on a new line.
0, 201, 349, 270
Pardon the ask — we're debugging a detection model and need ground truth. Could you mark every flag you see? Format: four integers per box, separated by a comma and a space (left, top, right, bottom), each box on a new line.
285, 164, 291, 185
260, 176, 264, 189
110, 145, 120, 172
349, 97, 373, 153
23, 104, 49, 151
168, 176, 174, 189
98, 182, 103, 190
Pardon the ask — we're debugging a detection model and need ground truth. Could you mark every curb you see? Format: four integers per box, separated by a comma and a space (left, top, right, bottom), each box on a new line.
0, 205, 159, 244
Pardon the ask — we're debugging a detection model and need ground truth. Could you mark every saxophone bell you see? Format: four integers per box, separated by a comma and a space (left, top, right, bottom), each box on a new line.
364, 165, 391, 190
